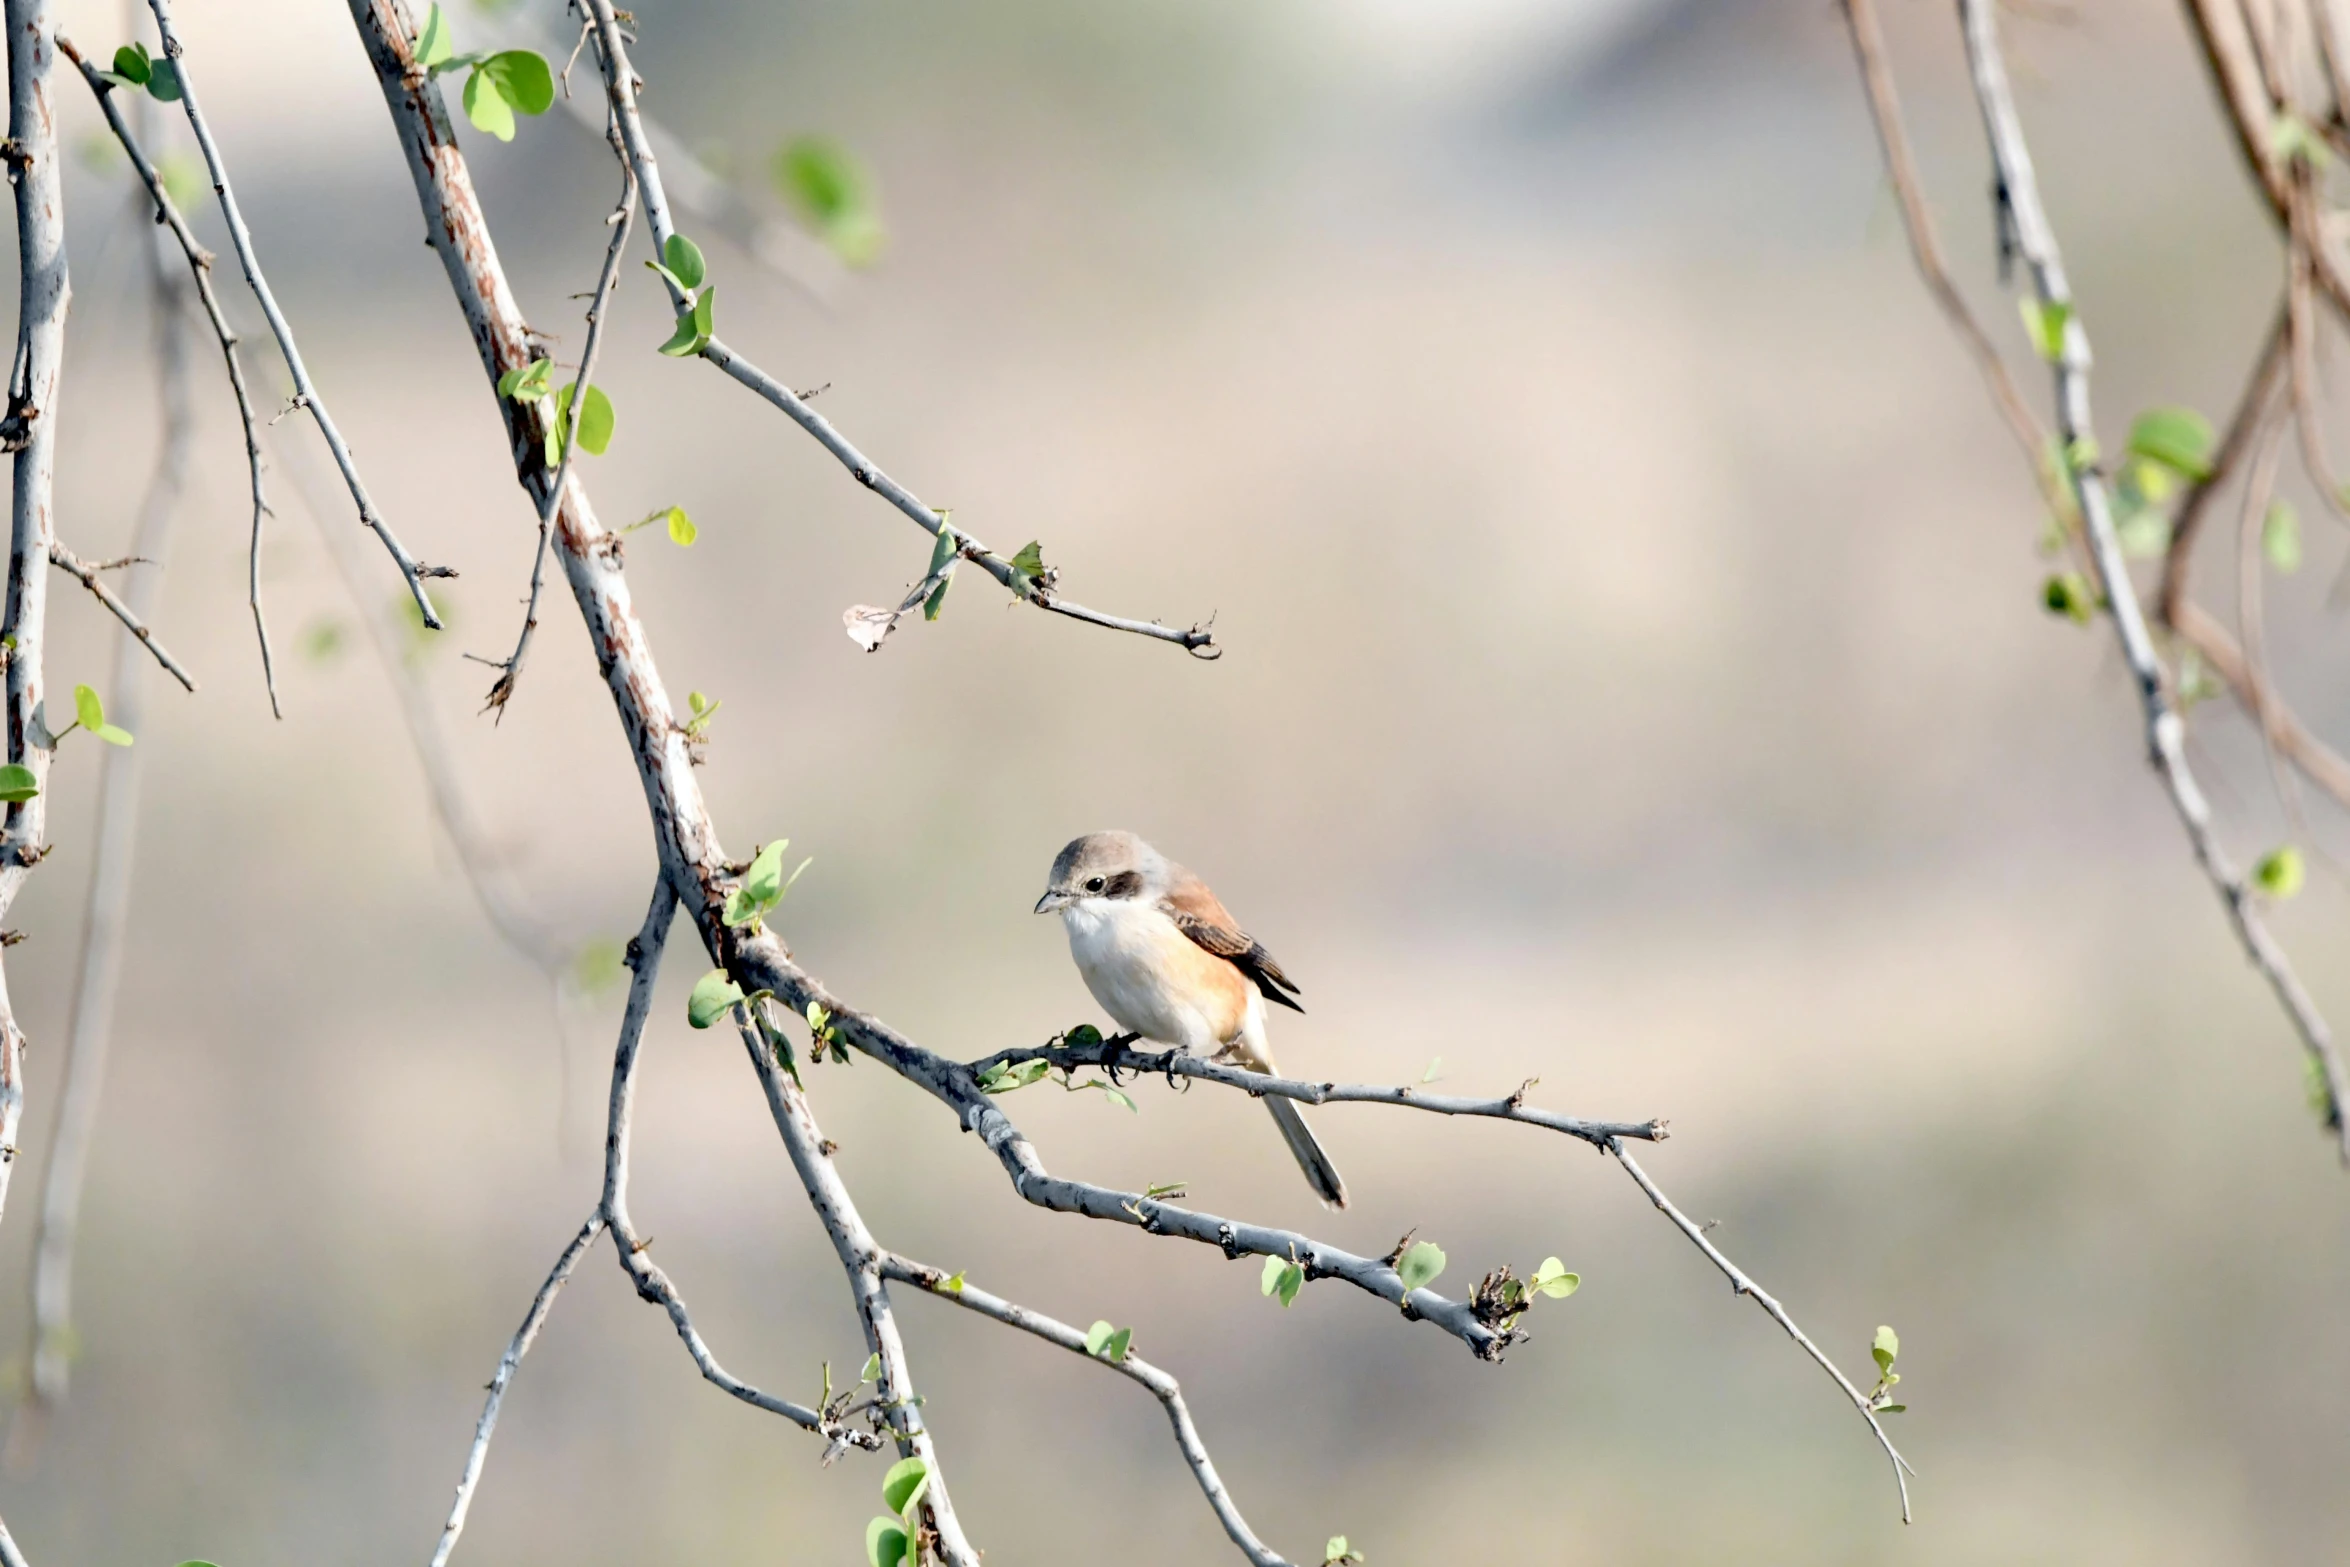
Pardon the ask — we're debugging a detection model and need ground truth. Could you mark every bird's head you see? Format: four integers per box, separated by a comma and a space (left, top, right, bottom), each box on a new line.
1035, 830, 1164, 914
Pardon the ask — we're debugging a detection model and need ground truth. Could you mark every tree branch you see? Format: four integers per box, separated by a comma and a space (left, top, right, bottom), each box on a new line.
45, 541, 193, 692
59, 32, 284, 714
141, 0, 451, 634
969, 1033, 1667, 1147
573, 0, 1220, 659
1957, 0, 2350, 1152
882, 1255, 1289, 1567
425, 1211, 604, 1567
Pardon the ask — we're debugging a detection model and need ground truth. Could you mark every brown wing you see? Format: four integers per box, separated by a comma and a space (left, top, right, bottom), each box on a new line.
1161, 872, 1305, 1013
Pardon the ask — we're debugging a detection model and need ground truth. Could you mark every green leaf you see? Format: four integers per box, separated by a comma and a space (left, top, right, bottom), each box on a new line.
73, 684, 103, 732
413, 4, 452, 70
686, 969, 745, 1028
923, 576, 950, 621
1275, 1262, 1303, 1306
0, 764, 36, 803
1395, 1241, 1446, 1293
1009, 540, 1047, 578
498, 357, 551, 402
693, 284, 715, 341
92, 723, 133, 748
1877, 1403, 1906, 1414
1324, 1539, 1356, 1566
939, 1271, 964, 1294
2042, 571, 2094, 625
881, 1456, 929, 1515
1084, 1320, 1116, 1356
666, 506, 697, 547
2064, 434, 2100, 473
110, 42, 151, 85
2020, 296, 2072, 362
548, 382, 615, 459
462, 67, 515, 141
1101, 1326, 1132, 1363
478, 50, 555, 117
721, 885, 760, 928
1531, 1257, 1580, 1299
860, 1352, 882, 1382
1065, 1023, 1104, 1048
865, 1516, 909, 1567
663, 232, 708, 292
773, 135, 886, 266
2126, 406, 2215, 482
743, 838, 793, 905
145, 58, 181, 102
1871, 1324, 1899, 1373
1420, 1056, 1442, 1083
656, 309, 703, 357
2255, 845, 2306, 900
2264, 500, 2303, 573
1102, 1086, 1137, 1113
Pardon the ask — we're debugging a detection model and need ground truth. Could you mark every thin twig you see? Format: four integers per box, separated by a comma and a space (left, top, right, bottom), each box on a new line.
142, 0, 450, 632
1840, 0, 2047, 472
2233, 415, 2306, 831
1959, 0, 2350, 1153
425, 1213, 605, 1567
59, 33, 283, 714
1610, 1142, 1915, 1522
883, 1256, 1289, 1567
2158, 304, 2289, 629
482, 138, 634, 717
46, 542, 193, 692
573, 0, 1219, 658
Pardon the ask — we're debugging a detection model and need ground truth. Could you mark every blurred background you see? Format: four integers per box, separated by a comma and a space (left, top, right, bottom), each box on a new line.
0, 0, 2344, 1561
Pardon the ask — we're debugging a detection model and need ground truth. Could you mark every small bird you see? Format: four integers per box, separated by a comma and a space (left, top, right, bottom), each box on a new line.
1034, 831, 1347, 1209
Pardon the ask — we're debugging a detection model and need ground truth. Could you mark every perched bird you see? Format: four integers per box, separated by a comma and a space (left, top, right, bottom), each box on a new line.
1034, 831, 1347, 1209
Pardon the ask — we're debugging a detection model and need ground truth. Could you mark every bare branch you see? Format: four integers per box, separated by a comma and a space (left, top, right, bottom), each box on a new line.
2158, 304, 2289, 630
882, 1256, 1289, 1567
1839, 0, 2046, 473
140, 0, 451, 632
573, 0, 1220, 659
426, 1212, 605, 1567
46, 542, 193, 692
59, 33, 284, 714
1957, 0, 2350, 1152
1609, 1142, 1915, 1521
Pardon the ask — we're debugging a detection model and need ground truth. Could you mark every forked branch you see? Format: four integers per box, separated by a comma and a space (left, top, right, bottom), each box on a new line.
142, 0, 452, 635
573, 0, 1220, 658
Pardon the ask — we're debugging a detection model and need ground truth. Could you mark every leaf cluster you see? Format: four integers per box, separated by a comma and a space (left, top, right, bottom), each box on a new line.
414, 5, 555, 143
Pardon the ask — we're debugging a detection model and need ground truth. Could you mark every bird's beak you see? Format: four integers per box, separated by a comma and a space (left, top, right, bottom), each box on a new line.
1034, 889, 1069, 914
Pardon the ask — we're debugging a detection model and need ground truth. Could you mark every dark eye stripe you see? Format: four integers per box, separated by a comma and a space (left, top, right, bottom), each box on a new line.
1102, 870, 1144, 898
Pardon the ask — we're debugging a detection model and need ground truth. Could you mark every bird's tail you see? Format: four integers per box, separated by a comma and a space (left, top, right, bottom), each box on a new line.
1265, 1096, 1348, 1210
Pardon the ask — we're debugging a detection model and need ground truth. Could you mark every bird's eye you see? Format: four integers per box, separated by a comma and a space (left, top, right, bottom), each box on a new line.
1085, 876, 1106, 894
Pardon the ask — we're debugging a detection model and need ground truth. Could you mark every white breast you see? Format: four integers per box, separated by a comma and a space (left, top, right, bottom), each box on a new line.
1059, 898, 1224, 1053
